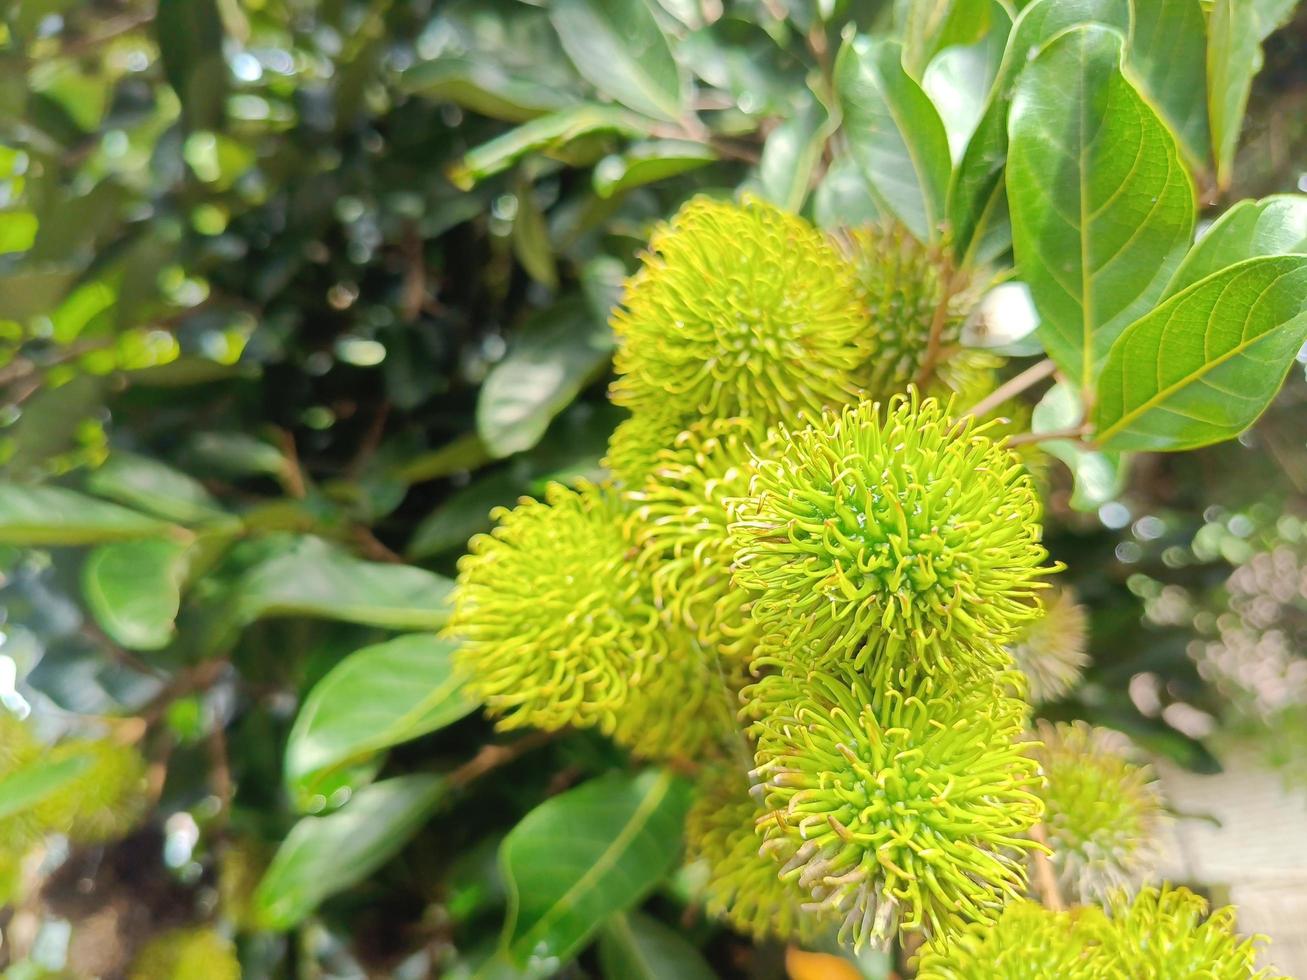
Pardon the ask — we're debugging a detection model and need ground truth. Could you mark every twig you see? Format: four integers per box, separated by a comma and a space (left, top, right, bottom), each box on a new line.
913, 268, 966, 389
1028, 823, 1065, 911
447, 730, 556, 790
274, 428, 308, 499
207, 711, 234, 825
135, 658, 229, 731
1006, 423, 1091, 448
965, 359, 1058, 420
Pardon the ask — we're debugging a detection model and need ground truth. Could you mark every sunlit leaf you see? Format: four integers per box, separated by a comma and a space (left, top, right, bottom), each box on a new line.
82, 538, 189, 651
0, 484, 180, 546
1166, 194, 1307, 297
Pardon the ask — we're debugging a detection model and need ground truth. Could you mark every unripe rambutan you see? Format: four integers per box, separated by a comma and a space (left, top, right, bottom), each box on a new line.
1010, 589, 1090, 703
603, 407, 692, 489
37, 738, 149, 844
915, 900, 1111, 979
1031, 721, 1165, 902
610, 196, 870, 424
730, 393, 1052, 675
448, 481, 665, 735
130, 928, 241, 980
842, 222, 981, 399
629, 417, 773, 662
745, 661, 1043, 948
685, 764, 839, 944
1101, 885, 1286, 979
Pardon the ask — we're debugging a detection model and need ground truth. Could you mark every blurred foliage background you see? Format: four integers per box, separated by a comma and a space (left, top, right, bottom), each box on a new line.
1, 0, 1307, 977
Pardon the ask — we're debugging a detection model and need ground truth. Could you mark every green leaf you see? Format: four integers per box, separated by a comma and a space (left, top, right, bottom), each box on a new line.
834, 35, 952, 242
1007, 24, 1195, 385
596, 912, 716, 980
1032, 383, 1125, 510
499, 769, 691, 970
812, 153, 882, 231
408, 469, 525, 559
285, 635, 477, 802
947, 0, 1130, 261
512, 181, 559, 290
84, 452, 230, 526
1095, 256, 1307, 451
232, 536, 455, 631
399, 57, 576, 122
0, 266, 78, 320
921, 11, 1009, 162
477, 298, 614, 459
252, 775, 446, 930
1127, 0, 1209, 170
449, 106, 653, 190
0, 750, 94, 821
549, 0, 686, 123
753, 98, 828, 213
593, 141, 717, 199
902, 0, 997, 78
82, 538, 189, 651
155, 0, 227, 131
1166, 194, 1307, 297
1207, 0, 1262, 190
0, 484, 180, 546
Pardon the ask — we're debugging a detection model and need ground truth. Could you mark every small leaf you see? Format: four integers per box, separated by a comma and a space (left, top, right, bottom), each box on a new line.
592, 141, 717, 199
596, 911, 715, 980
155, 0, 227, 131
82, 538, 189, 651
0, 751, 95, 821
285, 635, 477, 802
232, 536, 454, 631
449, 106, 653, 190
84, 452, 230, 526
252, 775, 446, 930
812, 153, 882, 231
549, 0, 686, 122
512, 181, 559, 290
1007, 24, 1194, 385
834, 35, 952, 241
1127, 0, 1209, 171
408, 469, 525, 559
499, 769, 691, 970
1095, 256, 1307, 451
1166, 194, 1307, 297
399, 57, 575, 122
753, 97, 828, 213
0, 484, 180, 546
477, 298, 614, 459
1032, 383, 1125, 510
1207, 0, 1262, 191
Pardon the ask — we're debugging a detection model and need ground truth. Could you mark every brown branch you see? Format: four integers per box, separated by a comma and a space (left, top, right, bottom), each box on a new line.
1006, 423, 1091, 448
447, 730, 556, 790
274, 428, 308, 499
965, 359, 1058, 420
913, 269, 967, 389
136, 658, 229, 731
1028, 823, 1065, 911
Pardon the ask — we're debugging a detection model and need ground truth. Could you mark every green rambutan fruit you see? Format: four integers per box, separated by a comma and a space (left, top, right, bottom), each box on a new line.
730, 393, 1053, 675
745, 660, 1043, 948
1031, 721, 1165, 902
610, 196, 870, 425
448, 481, 665, 735
37, 737, 149, 844
841, 222, 981, 399
1009, 589, 1090, 704
1101, 885, 1286, 979
603, 407, 693, 489
629, 417, 772, 662
914, 900, 1111, 979
129, 928, 241, 980
685, 763, 840, 945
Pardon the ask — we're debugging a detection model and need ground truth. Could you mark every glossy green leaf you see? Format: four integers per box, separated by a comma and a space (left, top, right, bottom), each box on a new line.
408, 469, 524, 559
399, 57, 575, 122
84, 452, 229, 526
155, 0, 226, 131
947, 0, 1130, 261
549, 0, 686, 122
902, 0, 997, 77
834, 35, 952, 242
921, 8, 1010, 163
0, 750, 94, 821
82, 538, 189, 651
1007, 24, 1194, 385
252, 775, 446, 930
812, 153, 882, 231
477, 298, 613, 459
1166, 194, 1307, 297
1207, 0, 1262, 190
596, 911, 716, 980
1032, 383, 1125, 510
448, 106, 653, 190
1127, 0, 1209, 170
285, 635, 477, 800
593, 141, 716, 199
232, 536, 455, 630
1095, 256, 1307, 451
0, 484, 180, 546
754, 98, 828, 213
499, 769, 691, 970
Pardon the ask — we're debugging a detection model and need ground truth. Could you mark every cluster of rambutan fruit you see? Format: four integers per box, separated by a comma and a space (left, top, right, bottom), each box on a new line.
446, 197, 1283, 976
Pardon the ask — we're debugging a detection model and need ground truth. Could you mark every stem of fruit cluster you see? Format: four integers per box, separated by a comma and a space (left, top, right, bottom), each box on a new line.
965, 359, 1057, 420
1006, 423, 1091, 447
1028, 823, 1066, 912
